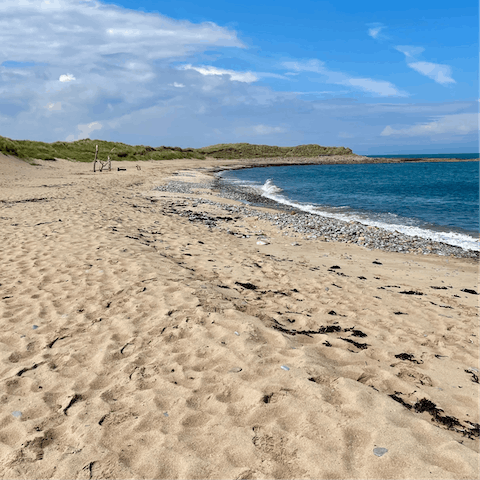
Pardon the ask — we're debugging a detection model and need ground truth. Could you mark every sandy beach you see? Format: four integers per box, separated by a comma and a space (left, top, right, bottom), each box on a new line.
0, 154, 478, 479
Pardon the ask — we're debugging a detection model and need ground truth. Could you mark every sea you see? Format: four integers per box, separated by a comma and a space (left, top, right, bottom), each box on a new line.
218, 156, 480, 252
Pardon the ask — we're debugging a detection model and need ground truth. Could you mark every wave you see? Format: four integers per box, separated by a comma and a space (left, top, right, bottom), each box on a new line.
253, 179, 480, 252
260, 179, 283, 195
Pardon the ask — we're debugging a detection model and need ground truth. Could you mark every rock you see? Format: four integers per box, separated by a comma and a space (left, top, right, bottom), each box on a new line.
373, 447, 388, 457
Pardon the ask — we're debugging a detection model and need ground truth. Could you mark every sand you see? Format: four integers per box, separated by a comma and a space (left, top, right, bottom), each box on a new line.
0, 154, 478, 479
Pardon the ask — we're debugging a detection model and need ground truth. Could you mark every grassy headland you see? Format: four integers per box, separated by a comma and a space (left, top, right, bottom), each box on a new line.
195, 143, 353, 159
0, 136, 353, 163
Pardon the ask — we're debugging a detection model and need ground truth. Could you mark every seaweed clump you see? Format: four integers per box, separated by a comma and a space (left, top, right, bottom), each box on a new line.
389, 395, 479, 439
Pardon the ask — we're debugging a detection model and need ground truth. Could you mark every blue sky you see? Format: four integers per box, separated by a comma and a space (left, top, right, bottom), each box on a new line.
0, 0, 477, 154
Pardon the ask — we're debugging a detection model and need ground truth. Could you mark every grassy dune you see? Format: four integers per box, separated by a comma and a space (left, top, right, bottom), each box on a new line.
0, 136, 353, 162
196, 143, 352, 159
0, 137, 203, 162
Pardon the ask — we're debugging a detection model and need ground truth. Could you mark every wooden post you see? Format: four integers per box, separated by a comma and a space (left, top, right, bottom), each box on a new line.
93, 145, 98, 172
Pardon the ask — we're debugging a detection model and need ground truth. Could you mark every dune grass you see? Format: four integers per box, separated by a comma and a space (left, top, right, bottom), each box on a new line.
196, 143, 353, 159
0, 137, 204, 162
0, 136, 353, 162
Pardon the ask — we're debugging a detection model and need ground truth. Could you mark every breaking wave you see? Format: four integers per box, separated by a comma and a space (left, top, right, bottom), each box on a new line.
249, 179, 480, 252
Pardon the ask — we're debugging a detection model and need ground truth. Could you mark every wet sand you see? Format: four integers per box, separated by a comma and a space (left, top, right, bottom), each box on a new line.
0, 154, 478, 479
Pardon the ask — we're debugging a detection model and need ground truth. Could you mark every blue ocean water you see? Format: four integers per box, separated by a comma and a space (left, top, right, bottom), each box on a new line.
367, 153, 479, 160
219, 161, 480, 251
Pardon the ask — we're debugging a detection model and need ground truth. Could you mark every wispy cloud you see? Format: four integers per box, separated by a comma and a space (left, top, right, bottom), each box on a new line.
235, 124, 286, 136
283, 59, 325, 73
59, 73, 75, 82
282, 59, 407, 97
179, 64, 258, 83
381, 113, 477, 137
407, 62, 455, 85
66, 121, 103, 142
341, 77, 403, 96
395, 45, 455, 85
394, 45, 425, 58
46, 102, 62, 111
367, 23, 386, 39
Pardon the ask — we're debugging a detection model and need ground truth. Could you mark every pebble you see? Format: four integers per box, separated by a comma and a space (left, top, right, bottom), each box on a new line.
32, 325, 38, 330
229, 367, 243, 373
153, 180, 478, 259
373, 447, 388, 457
11, 411, 22, 418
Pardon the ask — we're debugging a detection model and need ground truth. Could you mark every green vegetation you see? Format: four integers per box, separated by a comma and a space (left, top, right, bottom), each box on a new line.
0, 137, 204, 162
0, 136, 353, 163
196, 143, 353, 159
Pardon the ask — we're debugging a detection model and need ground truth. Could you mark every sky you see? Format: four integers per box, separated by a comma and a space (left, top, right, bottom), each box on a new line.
0, 0, 478, 154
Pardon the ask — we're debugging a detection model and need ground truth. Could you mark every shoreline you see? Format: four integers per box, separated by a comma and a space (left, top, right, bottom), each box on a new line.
0, 154, 478, 479
154, 176, 479, 259
188, 157, 480, 257
205, 155, 479, 174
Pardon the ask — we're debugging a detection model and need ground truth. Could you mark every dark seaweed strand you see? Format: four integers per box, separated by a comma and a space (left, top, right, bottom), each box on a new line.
389, 395, 478, 438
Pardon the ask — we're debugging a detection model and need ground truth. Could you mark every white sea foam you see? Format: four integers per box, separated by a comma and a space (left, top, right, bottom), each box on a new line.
253, 179, 480, 252
260, 178, 283, 195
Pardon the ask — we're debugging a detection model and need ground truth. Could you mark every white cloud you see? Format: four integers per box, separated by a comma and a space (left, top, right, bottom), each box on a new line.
180, 64, 258, 83
283, 59, 325, 73
381, 113, 477, 137
395, 45, 425, 58
0, 0, 242, 106
282, 59, 407, 97
341, 77, 403, 97
46, 101, 61, 111
0, 0, 242, 64
78, 121, 102, 138
66, 121, 102, 141
367, 23, 386, 39
395, 46, 455, 85
289, 90, 348, 96
407, 61, 455, 85
235, 124, 286, 136
368, 27, 381, 39
0, 0, 244, 138
59, 73, 75, 82
170, 82, 185, 88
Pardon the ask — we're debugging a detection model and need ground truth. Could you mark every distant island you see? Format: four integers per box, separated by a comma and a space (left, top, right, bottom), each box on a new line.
0, 136, 353, 163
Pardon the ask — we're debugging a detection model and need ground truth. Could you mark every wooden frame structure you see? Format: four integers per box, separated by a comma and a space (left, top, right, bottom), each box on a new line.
93, 145, 111, 172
